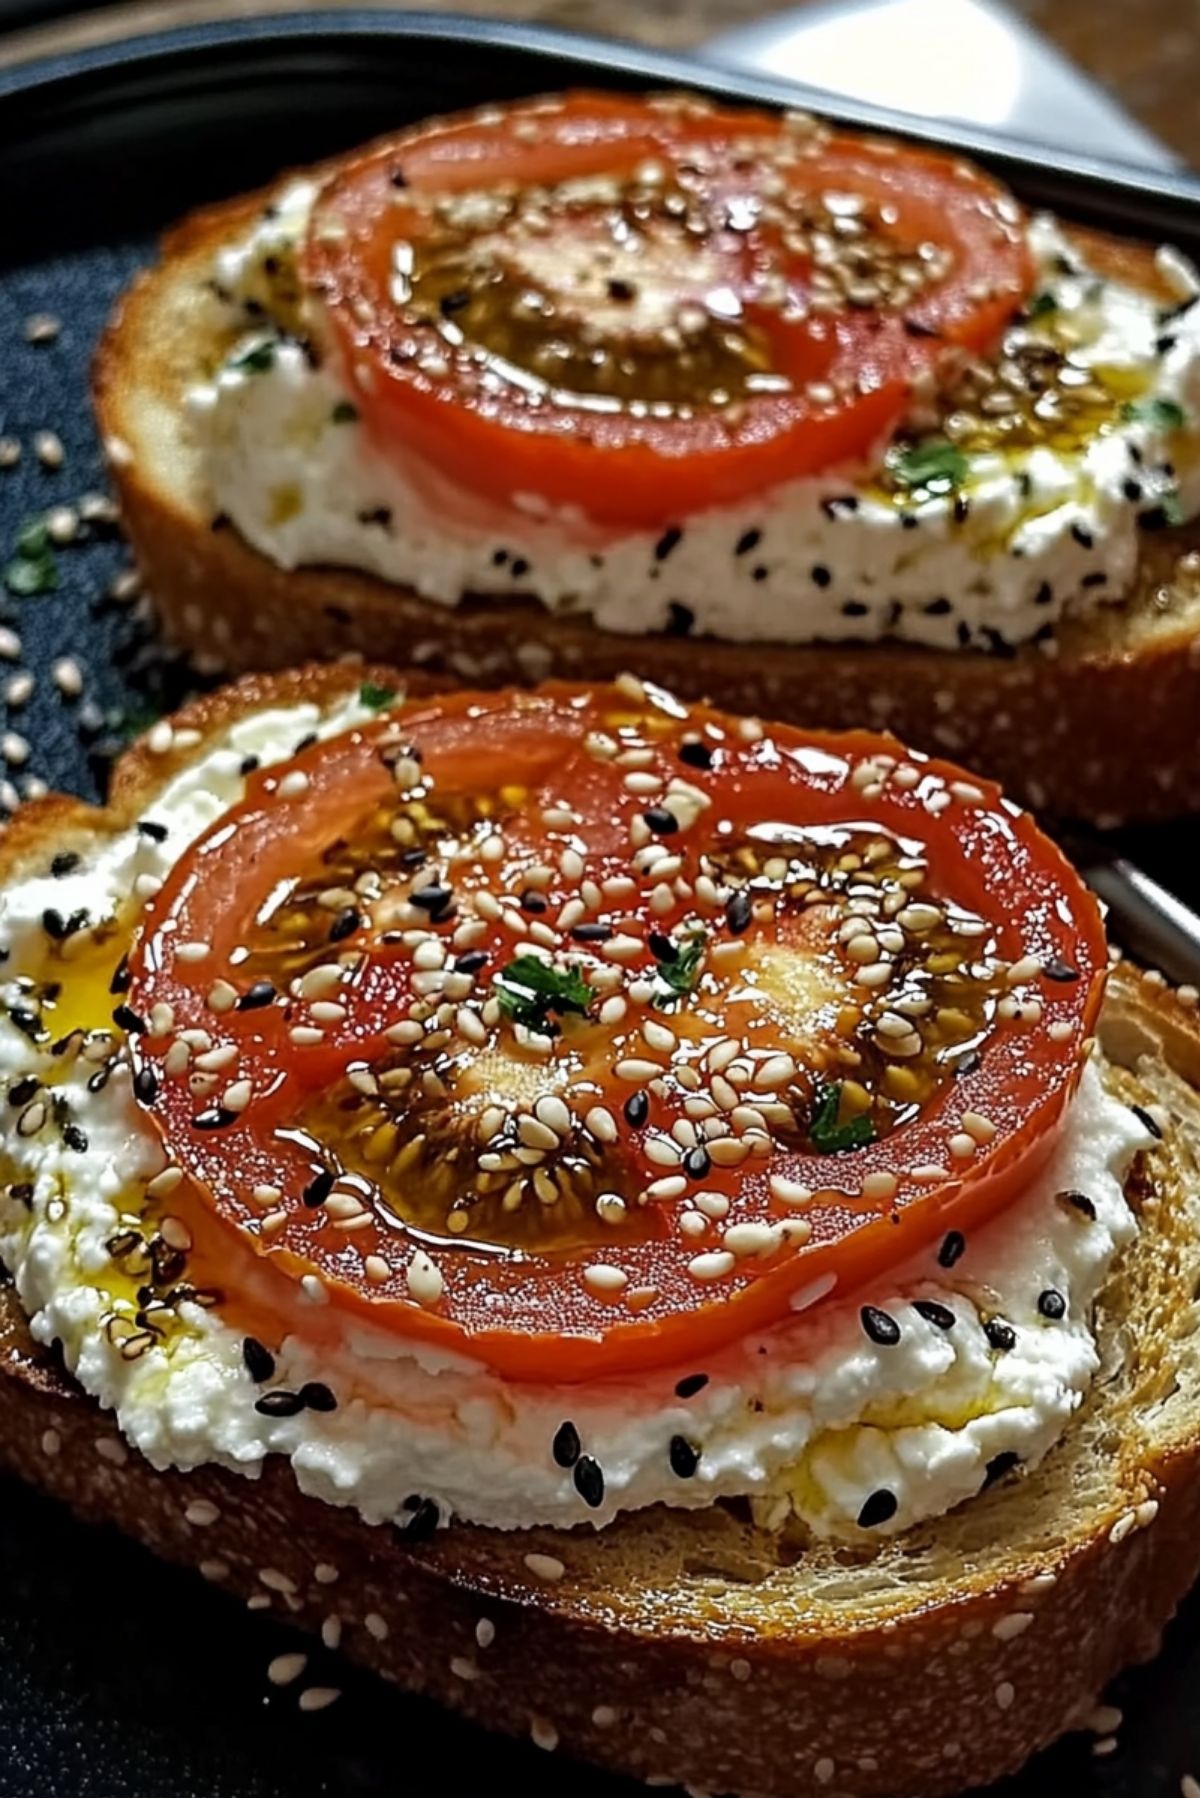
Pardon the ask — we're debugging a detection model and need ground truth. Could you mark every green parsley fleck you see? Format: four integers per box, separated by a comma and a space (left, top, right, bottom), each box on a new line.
332, 400, 359, 425
809, 1083, 876, 1154
495, 956, 593, 1035
887, 439, 969, 499
652, 930, 706, 1007
1120, 396, 1186, 431
232, 339, 278, 374
5, 516, 57, 596
359, 682, 398, 712
1027, 290, 1058, 319
1163, 489, 1186, 527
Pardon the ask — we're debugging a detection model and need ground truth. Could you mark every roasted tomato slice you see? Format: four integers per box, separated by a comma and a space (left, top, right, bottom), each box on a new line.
303, 91, 1033, 531
126, 682, 1105, 1382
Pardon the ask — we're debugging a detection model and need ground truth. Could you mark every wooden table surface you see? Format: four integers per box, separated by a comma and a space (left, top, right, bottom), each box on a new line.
3, 0, 1198, 167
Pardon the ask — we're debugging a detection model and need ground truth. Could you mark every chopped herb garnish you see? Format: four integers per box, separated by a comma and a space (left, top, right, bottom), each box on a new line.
358, 682, 398, 712
232, 339, 278, 374
332, 400, 359, 424
809, 1083, 876, 1154
6, 515, 58, 595
495, 956, 593, 1034
652, 929, 706, 1007
1027, 290, 1058, 318
1163, 488, 1186, 526
1120, 396, 1185, 431
888, 439, 969, 499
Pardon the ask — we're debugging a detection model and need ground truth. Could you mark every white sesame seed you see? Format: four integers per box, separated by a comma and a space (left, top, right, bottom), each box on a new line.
33, 430, 63, 468
475, 1617, 496, 1649
41, 1428, 61, 1457
814, 1759, 835, 1785
1136, 1497, 1160, 1528
221, 1079, 252, 1113
523, 1552, 565, 1582
300, 1274, 329, 1307
1, 730, 29, 766
96, 1437, 128, 1466
688, 1250, 735, 1282
199, 1560, 229, 1582
960, 1110, 997, 1144
298, 1687, 342, 1713
406, 1248, 444, 1307
614, 1057, 662, 1082
583, 1263, 629, 1294
4, 672, 33, 708
1085, 1704, 1123, 1736
530, 1717, 559, 1753
992, 1612, 1034, 1641
23, 312, 60, 344
364, 1611, 389, 1641
450, 1655, 479, 1681
861, 1171, 898, 1202
592, 1705, 617, 1728
146, 719, 174, 755
585, 1106, 618, 1143
595, 1192, 627, 1226
1108, 1510, 1137, 1545
994, 1681, 1015, 1711
948, 1132, 977, 1160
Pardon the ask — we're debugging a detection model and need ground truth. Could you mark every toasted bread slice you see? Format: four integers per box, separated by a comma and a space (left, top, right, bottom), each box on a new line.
3, 667, 1200, 1798
95, 182, 1200, 826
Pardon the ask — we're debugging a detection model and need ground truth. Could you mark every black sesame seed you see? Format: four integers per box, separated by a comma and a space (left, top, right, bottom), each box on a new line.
955, 1049, 982, 1078
573, 1455, 605, 1508
552, 1420, 581, 1468
1034, 580, 1054, 606
240, 755, 260, 776
856, 1488, 897, 1529
510, 557, 530, 580
50, 851, 81, 876
63, 1122, 88, 1152
810, 564, 832, 588
984, 1317, 1016, 1352
329, 906, 362, 943
841, 600, 868, 617
751, 564, 769, 583
389, 167, 408, 188
133, 1066, 159, 1105
647, 930, 677, 963
953, 494, 971, 524
112, 1002, 145, 1035
1131, 1103, 1163, 1140
724, 890, 753, 935
8, 1075, 39, 1107
900, 512, 919, 530
914, 1298, 955, 1331
109, 955, 132, 995
669, 1435, 701, 1479
1122, 478, 1144, 503
300, 1381, 338, 1414
643, 807, 678, 836
623, 1091, 649, 1128
303, 1170, 336, 1209
923, 597, 952, 616
455, 950, 490, 973
1037, 1287, 1066, 1320
135, 819, 169, 843
571, 922, 613, 943
666, 601, 694, 637
683, 1145, 711, 1180
411, 884, 453, 915
519, 888, 549, 914
191, 1107, 238, 1131
678, 739, 713, 771
242, 1337, 275, 1383
1057, 1188, 1096, 1220
938, 1231, 965, 1269
675, 1372, 709, 1399
237, 980, 277, 1012
655, 525, 683, 562
438, 288, 470, 317
9, 1007, 43, 1042
254, 1389, 305, 1418
41, 908, 67, 941
956, 621, 972, 648
492, 547, 509, 566
607, 277, 635, 302
982, 1450, 1020, 1490
861, 1305, 901, 1347
1070, 523, 1094, 549
1042, 957, 1079, 982
398, 1496, 440, 1542
735, 528, 762, 557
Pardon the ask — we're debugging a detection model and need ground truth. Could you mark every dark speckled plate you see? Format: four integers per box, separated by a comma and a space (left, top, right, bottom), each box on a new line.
0, 13, 1199, 1797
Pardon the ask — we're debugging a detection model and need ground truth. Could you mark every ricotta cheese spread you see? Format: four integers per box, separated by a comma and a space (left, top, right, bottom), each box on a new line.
188, 183, 1200, 651
0, 701, 1152, 1538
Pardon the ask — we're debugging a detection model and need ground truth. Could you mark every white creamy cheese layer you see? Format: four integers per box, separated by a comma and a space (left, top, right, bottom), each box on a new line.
0, 705, 1151, 1538
187, 184, 1200, 651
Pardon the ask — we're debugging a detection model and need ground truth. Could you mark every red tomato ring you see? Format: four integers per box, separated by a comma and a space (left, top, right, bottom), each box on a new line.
302, 91, 1033, 530
125, 682, 1105, 1382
